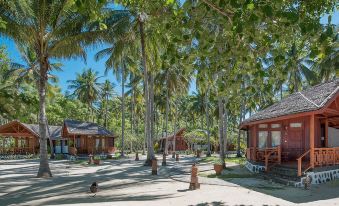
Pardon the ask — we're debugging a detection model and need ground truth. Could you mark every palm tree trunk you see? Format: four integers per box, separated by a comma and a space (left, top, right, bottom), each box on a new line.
37, 59, 52, 178
47, 119, 55, 159
172, 104, 178, 155
218, 96, 226, 168
205, 91, 211, 156
164, 74, 169, 155
121, 64, 125, 157
104, 95, 108, 127
236, 103, 243, 157
139, 15, 154, 165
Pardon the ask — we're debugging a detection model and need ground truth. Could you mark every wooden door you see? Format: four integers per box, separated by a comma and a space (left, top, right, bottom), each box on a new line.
287, 126, 304, 160
87, 137, 94, 154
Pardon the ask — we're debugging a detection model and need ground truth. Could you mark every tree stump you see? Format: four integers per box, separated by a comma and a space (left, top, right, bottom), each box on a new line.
152, 158, 158, 175
162, 153, 166, 166
176, 153, 179, 162
189, 163, 200, 190
135, 152, 139, 161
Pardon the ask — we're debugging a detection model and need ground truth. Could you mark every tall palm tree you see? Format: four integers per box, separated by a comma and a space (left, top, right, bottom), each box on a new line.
68, 68, 102, 122
312, 31, 338, 82
0, 1, 105, 177
101, 80, 116, 127
284, 41, 317, 93
95, 13, 138, 156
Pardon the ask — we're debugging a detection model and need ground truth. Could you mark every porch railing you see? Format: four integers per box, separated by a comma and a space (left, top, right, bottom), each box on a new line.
246, 146, 281, 171
0, 147, 35, 154
297, 147, 339, 176
296, 149, 311, 176
314, 147, 339, 166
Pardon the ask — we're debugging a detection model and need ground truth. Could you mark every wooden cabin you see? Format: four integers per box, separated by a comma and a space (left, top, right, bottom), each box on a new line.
159, 128, 188, 152
0, 119, 116, 156
241, 79, 339, 177
62, 119, 116, 155
0, 120, 62, 155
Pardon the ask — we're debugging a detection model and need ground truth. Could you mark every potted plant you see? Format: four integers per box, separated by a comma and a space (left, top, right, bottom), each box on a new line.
213, 159, 224, 175
196, 149, 202, 158
93, 155, 101, 165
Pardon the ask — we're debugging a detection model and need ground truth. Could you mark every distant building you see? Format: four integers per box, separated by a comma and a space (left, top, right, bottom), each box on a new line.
0, 119, 117, 155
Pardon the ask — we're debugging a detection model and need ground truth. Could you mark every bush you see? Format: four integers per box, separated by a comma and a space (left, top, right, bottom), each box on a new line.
154, 142, 159, 153
55, 154, 64, 160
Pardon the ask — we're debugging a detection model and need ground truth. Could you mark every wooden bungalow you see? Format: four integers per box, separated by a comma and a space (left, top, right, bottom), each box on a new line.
0, 120, 62, 155
62, 119, 116, 155
241, 79, 339, 180
0, 119, 116, 156
159, 128, 188, 152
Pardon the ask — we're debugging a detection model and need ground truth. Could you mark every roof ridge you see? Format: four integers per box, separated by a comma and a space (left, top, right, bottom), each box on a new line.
318, 85, 339, 107
298, 91, 320, 108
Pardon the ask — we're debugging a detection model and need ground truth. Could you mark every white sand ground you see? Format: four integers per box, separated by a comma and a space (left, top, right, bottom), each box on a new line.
1, 155, 339, 206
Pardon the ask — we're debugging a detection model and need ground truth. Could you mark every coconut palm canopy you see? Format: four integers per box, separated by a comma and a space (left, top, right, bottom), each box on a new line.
0, 0, 337, 177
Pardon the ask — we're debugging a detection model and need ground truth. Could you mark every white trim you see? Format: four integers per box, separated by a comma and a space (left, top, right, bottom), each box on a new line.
298, 92, 320, 108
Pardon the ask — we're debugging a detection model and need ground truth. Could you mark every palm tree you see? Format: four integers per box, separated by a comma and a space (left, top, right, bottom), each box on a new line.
101, 80, 116, 127
312, 31, 338, 82
95, 14, 137, 156
284, 41, 317, 93
68, 68, 102, 122
0, 1, 106, 177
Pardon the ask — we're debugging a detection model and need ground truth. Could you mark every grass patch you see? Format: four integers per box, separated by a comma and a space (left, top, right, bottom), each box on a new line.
200, 173, 254, 179
199, 156, 246, 166
70, 160, 88, 165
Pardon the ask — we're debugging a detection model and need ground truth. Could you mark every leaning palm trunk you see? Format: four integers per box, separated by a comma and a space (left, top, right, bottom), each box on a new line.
218, 96, 226, 168
37, 62, 52, 178
139, 14, 154, 165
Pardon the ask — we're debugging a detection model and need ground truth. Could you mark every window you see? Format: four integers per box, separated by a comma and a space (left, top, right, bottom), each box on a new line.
258, 131, 268, 148
259, 124, 268, 129
290, 123, 302, 128
96, 139, 100, 149
271, 131, 281, 147
271, 124, 281, 129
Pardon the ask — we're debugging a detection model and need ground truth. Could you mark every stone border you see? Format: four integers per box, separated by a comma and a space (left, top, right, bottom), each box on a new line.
244, 161, 265, 173
294, 169, 339, 187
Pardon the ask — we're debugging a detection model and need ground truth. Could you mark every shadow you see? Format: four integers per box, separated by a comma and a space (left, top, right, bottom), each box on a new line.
0, 158, 177, 205
188, 201, 225, 206
177, 189, 191, 192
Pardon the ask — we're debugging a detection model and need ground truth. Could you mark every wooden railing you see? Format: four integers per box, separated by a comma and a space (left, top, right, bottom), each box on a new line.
246, 147, 256, 160
297, 149, 311, 176
314, 147, 339, 166
246, 146, 281, 171
0, 147, 35, 154
263, 146, 281, 172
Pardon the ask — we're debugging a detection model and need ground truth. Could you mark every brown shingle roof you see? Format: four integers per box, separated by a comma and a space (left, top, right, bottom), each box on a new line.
242, 79, 339, 124
64, 119, 115, 137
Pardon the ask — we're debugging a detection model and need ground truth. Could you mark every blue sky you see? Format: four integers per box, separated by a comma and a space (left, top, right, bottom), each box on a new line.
0, 10, 338, 96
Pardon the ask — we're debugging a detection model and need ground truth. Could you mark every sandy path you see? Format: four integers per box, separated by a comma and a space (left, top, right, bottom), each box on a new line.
1, 155, 339, 206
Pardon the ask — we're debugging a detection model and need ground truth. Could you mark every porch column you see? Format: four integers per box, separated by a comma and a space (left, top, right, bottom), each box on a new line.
310, 114, 315, 168
253, 125, 257, 161
325, 118, 329, 147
